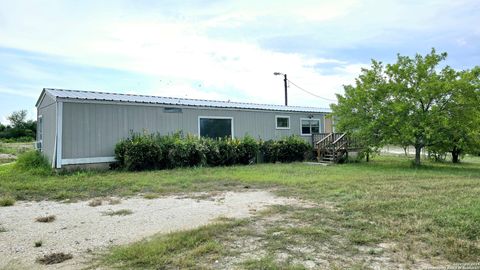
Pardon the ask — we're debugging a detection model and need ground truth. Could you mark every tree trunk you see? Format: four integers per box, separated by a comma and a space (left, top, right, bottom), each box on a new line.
452, 147, 460, 163
414, 146, 422, 166
366, 152, 370, 162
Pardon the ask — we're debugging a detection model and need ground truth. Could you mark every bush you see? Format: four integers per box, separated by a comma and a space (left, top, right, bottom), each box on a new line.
123, 134, 163, 171
115, 133, 310, 171
15, 150, 52, 175
260, 136, 311, 163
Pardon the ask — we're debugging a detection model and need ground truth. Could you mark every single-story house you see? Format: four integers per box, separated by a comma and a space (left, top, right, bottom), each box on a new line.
36, 88, 332, 169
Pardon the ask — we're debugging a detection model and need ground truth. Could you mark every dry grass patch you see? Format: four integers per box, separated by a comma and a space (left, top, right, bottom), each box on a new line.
88, 198, 103, 207
36, 252, 73, 265
103, 209, 133, 216
107, 198, 121, 205
143, 193, 159, 199
0, 196, 15, 206
35, 215, 56, 223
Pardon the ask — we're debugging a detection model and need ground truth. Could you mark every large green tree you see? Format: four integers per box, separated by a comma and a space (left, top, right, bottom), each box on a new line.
332, 49, 478, 165
428, 67, 480, 162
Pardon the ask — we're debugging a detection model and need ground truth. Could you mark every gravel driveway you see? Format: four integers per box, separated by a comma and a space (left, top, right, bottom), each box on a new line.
0, 191, 297, 269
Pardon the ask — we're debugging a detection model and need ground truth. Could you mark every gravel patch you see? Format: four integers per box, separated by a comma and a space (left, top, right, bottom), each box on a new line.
0, 190, 298, 269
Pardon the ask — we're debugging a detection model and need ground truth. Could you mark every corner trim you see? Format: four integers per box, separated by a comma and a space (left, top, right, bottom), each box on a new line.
55, 102, 63, 169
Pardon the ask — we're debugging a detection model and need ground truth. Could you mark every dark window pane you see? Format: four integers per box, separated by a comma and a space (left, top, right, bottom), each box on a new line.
311, 125, 319, 133
200, 118, 232, 139
301, 120, 310, 134
276, 117, 289, 128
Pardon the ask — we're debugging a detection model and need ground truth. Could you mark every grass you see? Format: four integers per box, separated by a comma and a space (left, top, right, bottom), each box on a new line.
0, 141, 33, 156
1, 155, 480, 267
103, 209, 133, 216
103, 219, 245, 269
36, 252, 73, 265
35, 215, 56, 223
0, 196, 15, 206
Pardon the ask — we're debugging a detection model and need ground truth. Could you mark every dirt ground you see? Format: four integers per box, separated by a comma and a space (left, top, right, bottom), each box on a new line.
0, 191, 300, 269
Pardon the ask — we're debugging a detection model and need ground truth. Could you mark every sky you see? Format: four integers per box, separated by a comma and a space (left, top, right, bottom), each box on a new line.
1, 0, 479, 124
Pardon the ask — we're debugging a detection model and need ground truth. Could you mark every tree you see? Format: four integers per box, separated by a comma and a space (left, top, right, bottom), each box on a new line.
333, 49, 469, 165
7, 110, 28, 128
428, 67, 480, 162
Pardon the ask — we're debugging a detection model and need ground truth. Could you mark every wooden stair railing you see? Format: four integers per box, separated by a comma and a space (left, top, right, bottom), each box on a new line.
315, 132, 351, 163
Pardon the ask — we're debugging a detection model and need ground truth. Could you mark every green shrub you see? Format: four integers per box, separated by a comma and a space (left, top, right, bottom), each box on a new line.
260, 140, 279, 163
14, 150, 52, 175
237, 136, 259, 165
260, 136, 311, 163
167, 135, 206, 168
114, 133, 310, 171
202, 138, 223, 166
124, 134, 163, 171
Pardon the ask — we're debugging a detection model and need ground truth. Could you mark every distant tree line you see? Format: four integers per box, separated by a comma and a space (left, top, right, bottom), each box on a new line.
332, 49, 480, 165
0, 110, 36, 142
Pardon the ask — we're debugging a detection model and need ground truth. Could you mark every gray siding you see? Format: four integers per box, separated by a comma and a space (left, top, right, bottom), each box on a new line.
37, 94, 56, 164
62, 101, 326, 159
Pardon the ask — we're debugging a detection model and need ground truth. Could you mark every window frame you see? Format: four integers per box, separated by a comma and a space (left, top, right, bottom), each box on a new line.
198, 116, 234, 139
275, 115, 290, 130
300, 118, 321, 136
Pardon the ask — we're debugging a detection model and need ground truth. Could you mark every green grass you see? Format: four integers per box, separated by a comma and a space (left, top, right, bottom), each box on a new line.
0, 142, 33, 155
103, 219, 246, 269
0, 195, 15, 206
1, 155, 480, 266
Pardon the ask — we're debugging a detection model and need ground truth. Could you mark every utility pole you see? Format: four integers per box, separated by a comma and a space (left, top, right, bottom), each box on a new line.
274, 72, 288, 106
283, 73, 288, 106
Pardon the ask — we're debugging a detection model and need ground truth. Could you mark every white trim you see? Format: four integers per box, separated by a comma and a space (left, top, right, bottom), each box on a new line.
36, 115, 43, 152
198, 116, 234, 138
55, 102, 63, 169
59, 98, 331, 114
275, 115, 290, 130
323, 115, 326, 133
300, 118, 321, 136
62, 156, 116, 165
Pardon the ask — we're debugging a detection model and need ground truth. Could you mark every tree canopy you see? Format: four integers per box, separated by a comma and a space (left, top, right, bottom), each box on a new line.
332, 49, 480, 165
0, 110, 36, 141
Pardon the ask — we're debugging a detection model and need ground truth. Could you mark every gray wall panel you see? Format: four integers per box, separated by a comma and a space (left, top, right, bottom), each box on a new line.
62, 102, 326, 159
37, 94, 56, 164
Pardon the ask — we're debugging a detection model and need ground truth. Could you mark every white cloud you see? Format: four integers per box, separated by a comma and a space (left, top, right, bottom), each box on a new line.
1, 0, 477, 118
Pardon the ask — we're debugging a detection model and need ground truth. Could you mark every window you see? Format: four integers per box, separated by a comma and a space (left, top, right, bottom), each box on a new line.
199, 117, 233, 139
275, 116, 290, 129
37, 115, 43, 151
301, 118, 320, 135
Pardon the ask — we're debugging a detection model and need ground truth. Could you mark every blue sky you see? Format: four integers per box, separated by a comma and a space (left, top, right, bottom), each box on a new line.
1, 0, 479, 123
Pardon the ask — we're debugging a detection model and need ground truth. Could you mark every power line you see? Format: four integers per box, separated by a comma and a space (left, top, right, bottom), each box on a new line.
286, 79, 337, 102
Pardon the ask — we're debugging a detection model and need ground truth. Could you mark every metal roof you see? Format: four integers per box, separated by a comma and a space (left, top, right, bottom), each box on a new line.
39, 88, 331, 113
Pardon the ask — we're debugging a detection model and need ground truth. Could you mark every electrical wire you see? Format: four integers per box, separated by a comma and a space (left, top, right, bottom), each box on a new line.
287, 79, 337, 102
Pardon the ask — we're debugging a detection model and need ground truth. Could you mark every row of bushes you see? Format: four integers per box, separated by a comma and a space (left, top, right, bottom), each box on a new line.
114, 133, 312, 171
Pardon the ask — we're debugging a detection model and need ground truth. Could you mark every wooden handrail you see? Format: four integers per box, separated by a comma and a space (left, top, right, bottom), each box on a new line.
315, 133, 332, 145
331, 133, 346, 145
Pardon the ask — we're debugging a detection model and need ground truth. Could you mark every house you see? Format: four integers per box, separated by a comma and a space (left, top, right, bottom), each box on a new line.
36, 88, 332, 169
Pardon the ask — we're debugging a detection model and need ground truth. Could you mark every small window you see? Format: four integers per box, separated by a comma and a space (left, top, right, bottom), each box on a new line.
301, 118, 320, 135
164, 107, 182, 113
276, 116, 290, 129
199, 117, 233, 139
